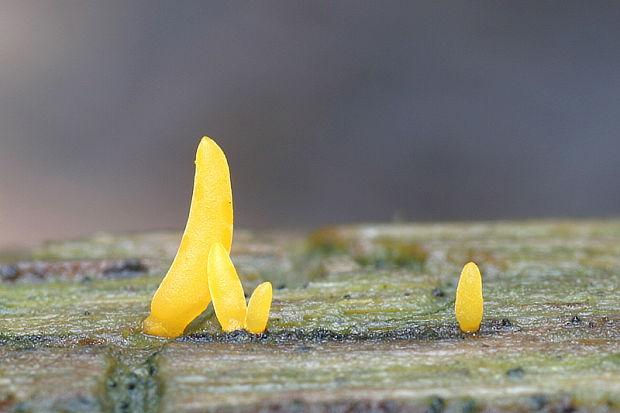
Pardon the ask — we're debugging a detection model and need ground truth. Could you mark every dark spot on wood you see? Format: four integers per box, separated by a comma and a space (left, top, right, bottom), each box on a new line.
461, 399, 477, 413
84, 311, 91, 316
309, 328, 345, 342
291, 399, 304, 409
379, 401, 400, 413
342, 294, 352, 299
561, 401, 577, 413
455, 368, 471, 377
104, 352, 161, 413
224, 399, 417, 413
220, 329, 255, 343
103, 259, 147, 277
432, 287, 445, 297
0, 264, 20, 281
428, 396, 445, 413
12, 402, 26, 412
334, 376, 346, 385
404, 292, 411, 296
0, 393, 15, 410
507, 367, 525, 378
0, 334, 73, 349
530, 395, 548, 410
571, 316, 581, 323
1, 258, 154, 283
185, 323, 500, 344
276, 283, 287, 290
483, 319, 520, 333
77, 338, 105, 346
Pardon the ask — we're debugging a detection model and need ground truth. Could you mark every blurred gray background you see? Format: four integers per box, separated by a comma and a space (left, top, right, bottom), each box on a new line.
2, 1, 620, 248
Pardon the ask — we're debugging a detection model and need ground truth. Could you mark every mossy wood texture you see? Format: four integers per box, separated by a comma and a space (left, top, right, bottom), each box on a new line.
0, 220, 619, 412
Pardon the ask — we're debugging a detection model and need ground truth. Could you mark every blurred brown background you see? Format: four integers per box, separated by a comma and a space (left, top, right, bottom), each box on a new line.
2, 2, 620, 248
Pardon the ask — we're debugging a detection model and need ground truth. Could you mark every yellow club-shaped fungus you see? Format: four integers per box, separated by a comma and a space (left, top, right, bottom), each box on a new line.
143, 137, 233, 338
455, 262, 483, 332
207, 242, 247, 332
208, 242, 272, 334
245, 281, 273, 334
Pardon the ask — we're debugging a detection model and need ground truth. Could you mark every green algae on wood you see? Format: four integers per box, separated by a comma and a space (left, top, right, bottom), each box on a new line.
1, 220, 619, 412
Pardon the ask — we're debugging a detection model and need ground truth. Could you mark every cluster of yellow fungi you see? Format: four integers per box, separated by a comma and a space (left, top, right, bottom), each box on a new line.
142, 136, 483, 338
143, 137, 272, 338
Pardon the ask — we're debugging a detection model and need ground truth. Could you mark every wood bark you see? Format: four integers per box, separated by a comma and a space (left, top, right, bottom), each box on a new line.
1, 220, 619, 412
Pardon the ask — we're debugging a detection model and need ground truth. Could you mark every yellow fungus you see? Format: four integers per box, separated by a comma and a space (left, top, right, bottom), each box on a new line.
455, 261, 483, 332
143, 137, 233, 338
207, 242, 247, 332
245, 282, 272, 334
207, 243, 273, 334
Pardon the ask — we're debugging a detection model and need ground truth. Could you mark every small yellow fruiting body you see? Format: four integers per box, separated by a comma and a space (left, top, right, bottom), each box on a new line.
245, 282, 273, 334
208, 243, 247, 332
455, 262, 483, 332
143, 137, 233, 338
208, 243, 273, 334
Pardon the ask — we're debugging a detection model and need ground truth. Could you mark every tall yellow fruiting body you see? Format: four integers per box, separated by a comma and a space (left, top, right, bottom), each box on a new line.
143, 137, 233, 338
455, 262, 483, 332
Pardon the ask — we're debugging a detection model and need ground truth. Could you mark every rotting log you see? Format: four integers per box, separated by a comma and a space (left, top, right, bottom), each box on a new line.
0, 220, 619, 412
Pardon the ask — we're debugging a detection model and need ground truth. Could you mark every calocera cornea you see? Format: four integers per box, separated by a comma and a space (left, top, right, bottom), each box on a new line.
143, 137, 233, 338
245, 280, 273, 334
455, 261, 483, 333
208, 242, 272, 334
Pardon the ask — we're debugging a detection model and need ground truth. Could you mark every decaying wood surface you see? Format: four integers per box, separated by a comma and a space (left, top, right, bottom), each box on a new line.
0, 220, 619, 412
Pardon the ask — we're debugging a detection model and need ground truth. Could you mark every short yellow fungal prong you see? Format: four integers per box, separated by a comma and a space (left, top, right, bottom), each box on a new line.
245, 282, 272, 334
455, 261, 483, 333
207, 242, 247, 332
142, 137, 233, 338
